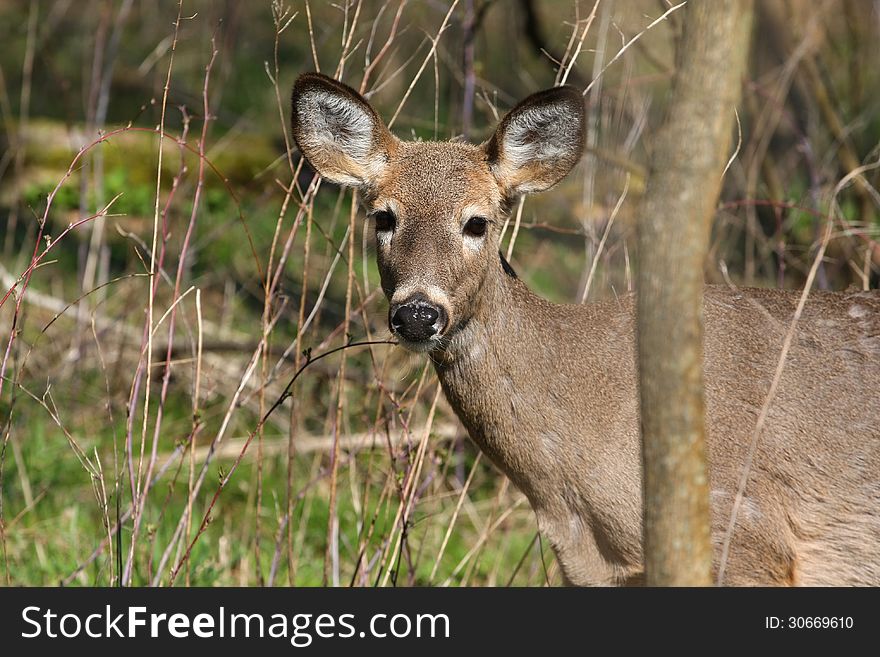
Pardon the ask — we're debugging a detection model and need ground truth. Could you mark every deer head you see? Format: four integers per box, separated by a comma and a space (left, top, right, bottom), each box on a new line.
291, 73, 585, 351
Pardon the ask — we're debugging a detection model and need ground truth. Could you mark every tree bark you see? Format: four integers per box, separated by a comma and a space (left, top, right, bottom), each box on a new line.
637, 0, 754, 586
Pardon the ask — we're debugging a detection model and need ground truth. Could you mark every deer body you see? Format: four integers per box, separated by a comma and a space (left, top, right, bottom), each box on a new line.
291, 73, 880, 585
437, 273, 880, 585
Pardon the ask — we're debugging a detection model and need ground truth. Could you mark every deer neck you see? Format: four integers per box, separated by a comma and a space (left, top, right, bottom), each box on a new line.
430, 265, 569, 498
428, 265, 644, 573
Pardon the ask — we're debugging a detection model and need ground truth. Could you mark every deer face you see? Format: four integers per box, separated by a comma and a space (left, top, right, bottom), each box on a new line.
367, 141, 504, 351
291, 73, 584, 352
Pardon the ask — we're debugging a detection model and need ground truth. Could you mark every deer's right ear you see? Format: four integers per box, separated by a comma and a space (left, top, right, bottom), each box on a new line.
291, 73, 396, 188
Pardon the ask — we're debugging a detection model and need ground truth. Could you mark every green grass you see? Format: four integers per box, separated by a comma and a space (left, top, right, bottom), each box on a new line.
1, 398, 552, 587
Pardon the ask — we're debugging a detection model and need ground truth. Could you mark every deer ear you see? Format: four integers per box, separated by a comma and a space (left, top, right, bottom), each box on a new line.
291, 73, 396, 187
483, 86, 585, 196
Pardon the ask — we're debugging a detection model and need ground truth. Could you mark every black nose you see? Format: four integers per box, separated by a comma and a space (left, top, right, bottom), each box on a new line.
389, 297, 446, 342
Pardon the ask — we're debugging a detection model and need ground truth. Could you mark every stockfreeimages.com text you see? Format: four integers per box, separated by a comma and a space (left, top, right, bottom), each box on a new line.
21, 605, 450, 646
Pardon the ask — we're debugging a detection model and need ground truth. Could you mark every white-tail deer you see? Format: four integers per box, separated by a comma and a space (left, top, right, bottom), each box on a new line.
291, 73, 880, 586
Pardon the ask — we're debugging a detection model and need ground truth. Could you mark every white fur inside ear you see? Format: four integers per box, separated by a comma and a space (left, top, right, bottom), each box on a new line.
300, 90, 373, 157
294, 87, 387, 187
502, 103, 579, 170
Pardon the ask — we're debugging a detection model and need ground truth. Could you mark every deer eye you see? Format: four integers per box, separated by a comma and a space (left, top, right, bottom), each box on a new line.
464, 216, 488, 237
374, 210, 396, 232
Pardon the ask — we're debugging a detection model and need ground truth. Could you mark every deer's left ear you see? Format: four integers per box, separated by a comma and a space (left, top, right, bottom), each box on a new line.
483, 86, 585, 196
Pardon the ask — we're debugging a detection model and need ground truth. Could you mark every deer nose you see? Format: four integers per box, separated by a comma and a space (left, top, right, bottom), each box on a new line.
389, 297, 446, 342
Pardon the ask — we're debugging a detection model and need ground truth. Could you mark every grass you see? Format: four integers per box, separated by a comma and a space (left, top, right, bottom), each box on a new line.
1, 411, 551, 586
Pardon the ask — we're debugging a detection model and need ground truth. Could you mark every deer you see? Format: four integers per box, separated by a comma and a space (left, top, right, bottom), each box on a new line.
290, 72, 880, 586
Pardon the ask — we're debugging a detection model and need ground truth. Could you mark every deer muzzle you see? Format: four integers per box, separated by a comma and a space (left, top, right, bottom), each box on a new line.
389, 294, 448, 345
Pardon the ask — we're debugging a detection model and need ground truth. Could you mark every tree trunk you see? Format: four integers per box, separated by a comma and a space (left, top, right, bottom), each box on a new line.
637, 0, 754, 586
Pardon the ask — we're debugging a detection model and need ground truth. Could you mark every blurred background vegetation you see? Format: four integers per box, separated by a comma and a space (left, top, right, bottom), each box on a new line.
0, 0, 877, 586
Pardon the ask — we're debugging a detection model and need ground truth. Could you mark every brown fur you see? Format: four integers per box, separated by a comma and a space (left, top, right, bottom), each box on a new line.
291, 73, 880, 586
